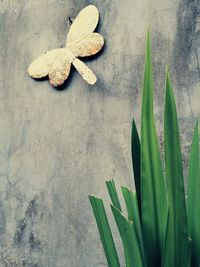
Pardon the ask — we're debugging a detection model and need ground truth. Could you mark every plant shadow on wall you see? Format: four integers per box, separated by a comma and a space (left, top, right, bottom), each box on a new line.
89, 31, 200, 267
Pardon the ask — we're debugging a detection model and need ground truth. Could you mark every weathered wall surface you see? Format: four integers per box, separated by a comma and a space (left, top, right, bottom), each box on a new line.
0, 0, 200, 266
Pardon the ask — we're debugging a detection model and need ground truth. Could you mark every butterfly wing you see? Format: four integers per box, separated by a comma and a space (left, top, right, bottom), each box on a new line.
28, 49, 65, 79
28, 48, 75, 86
28, 52, 50, 78
66, 5, 99, 47
65, 5, 104, 84
73, 58, 97, 85
49, 61, 71, 86
68, 32, 104, 57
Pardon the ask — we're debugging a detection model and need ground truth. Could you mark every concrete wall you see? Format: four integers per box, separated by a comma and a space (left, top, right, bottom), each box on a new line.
0, 0, 200, 266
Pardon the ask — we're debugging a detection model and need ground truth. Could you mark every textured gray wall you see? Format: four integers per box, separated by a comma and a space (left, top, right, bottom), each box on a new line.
0, 0, 200, 266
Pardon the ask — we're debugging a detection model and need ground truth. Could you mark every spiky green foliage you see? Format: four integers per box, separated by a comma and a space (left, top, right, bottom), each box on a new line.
187, 121, 200, 267
162, 70, 189, 267
141, 31, 167, 266
89, 31, 199, 267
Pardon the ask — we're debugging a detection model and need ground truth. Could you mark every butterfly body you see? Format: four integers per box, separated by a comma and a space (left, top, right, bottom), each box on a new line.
28, 5, 104, 87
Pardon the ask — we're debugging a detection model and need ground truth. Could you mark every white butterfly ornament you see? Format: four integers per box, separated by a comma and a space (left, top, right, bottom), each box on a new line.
28, 5, 104, 86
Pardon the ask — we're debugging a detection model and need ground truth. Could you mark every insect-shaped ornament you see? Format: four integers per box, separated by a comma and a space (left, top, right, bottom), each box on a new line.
28, 5, 104, 86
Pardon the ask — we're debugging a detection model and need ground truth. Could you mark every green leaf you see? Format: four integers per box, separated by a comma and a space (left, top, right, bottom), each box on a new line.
141, 30, 167, 265
106, 180, 122, 211
111, 205, 145, 267
162, 69, 189, 267
121, 186, 144, 256
187, 120, 200, 266
89, 196, 121, 267
106, 180, 134, 266
131, 118, 141, 214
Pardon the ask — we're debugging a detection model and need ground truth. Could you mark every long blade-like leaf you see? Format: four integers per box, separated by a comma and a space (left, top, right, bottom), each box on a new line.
106, 180, 134, 266
141, 30, 167, 265
162, 70, 189, 267
121, 186, 144, 255
106, 180, 122, 211
187, 120, 200, 266
89, 196, 121, 267
131, 118, 141, 213
111, 205, 144, 267
131, 119, 141, 215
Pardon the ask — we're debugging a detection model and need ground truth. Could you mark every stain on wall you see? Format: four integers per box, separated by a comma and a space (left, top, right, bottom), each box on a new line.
174, 0, 200, 85
0, 0, 199, 266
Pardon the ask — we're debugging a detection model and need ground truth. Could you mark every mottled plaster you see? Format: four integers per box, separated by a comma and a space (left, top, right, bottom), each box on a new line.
0, 0, 199, 266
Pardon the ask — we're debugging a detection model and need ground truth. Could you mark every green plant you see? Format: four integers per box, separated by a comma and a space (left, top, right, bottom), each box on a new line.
89, 31, 200, 267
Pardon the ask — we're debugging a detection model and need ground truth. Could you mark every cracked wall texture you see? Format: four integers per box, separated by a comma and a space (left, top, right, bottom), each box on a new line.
0, 0, 200, 266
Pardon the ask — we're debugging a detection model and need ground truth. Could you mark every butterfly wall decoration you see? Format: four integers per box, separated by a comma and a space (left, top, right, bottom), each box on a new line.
28, 5, 104, 87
